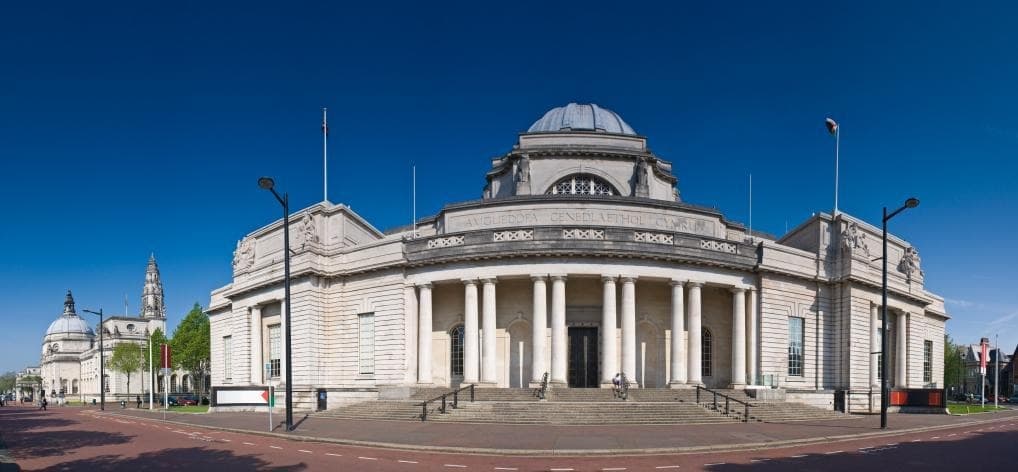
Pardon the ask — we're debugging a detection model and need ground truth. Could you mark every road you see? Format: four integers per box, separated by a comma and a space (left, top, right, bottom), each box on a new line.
2, 405, 1017, 471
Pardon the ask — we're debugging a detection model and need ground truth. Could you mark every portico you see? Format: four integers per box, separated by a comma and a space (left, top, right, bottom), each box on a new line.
410, 268, 758, 390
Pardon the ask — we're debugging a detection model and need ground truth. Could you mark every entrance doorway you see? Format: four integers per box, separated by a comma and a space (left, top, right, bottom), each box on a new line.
568, 327, 599, 388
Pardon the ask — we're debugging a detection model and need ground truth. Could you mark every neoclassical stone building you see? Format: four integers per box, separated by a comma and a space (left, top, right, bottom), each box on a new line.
209, 103, 948, 411
40, 255, 192, 402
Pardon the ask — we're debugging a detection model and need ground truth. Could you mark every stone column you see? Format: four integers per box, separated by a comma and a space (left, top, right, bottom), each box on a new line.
601, 276, 618, 385
481, 278, 497, 385
686, 282, 703, 386
417, 284, 433, 384
463, 279, 480, 384
746, 288, 757, 386
669, 280, 687, 387
250, 305, 262, 384
620, 276, 637, 385
530, 276, 547, 384
730, 287, 747, 388
870, 303, 879, 387
550, 275, 567, 385
404, 284, 419, 384
896, 310, 908, 388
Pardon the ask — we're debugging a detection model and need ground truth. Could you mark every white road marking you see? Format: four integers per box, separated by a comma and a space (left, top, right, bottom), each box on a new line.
749, 459, 768, 463
269, 446, 282, 449
703, 463, 725, 467
858, 447, 873, 450
325, 453, 342, 457
931, 436, 940, 439
298, 449, 312, 453
398, 459, 418, 464
655, 467, 681, 470
825, 451, 844, 455
602, 468, 627, 471
444, 465, 467, 469
358, 457, 378, 461
789, 455, 807, 458
948, 433, 957, 437
242, 442, 256, 446
221, 439, 231, 442
493, 468, 517, 471
911, 439, 921, 442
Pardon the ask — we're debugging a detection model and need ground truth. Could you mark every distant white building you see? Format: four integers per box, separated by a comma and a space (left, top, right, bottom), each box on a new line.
209, 103, 948, 412
39, 255, 193, 403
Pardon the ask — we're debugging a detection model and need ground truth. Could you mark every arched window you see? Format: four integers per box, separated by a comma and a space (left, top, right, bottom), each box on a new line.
450, 325, 465, 377
545, 174, 617, 196
72, 379, 79, 394
701, 327, 712, 378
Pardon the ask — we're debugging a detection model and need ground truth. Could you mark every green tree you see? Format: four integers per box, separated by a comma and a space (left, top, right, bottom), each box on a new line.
0, 371, 15, 392
945, 334, 964, 390
108, 342, 144, 394
144, 328, 170, 392
171, 303, 210, 394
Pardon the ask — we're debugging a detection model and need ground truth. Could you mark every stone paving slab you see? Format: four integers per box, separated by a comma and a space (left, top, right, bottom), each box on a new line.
97, 406, 1018, 455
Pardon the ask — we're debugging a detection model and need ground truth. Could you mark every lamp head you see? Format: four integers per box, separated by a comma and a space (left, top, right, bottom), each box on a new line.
258, 177, 275, 190
905, 197, 919, 208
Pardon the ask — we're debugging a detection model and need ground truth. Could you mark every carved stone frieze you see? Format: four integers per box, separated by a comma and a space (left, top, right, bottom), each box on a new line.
297, 212, 319, 248
427, 235, 465, 249
562, 228, 605, 240
841, 221, 870, 257
232, 237, 255, 271
898, 246, 923, 282
700, 239, 737, 254
493, 229, 534, 242
634, 231, 673, 245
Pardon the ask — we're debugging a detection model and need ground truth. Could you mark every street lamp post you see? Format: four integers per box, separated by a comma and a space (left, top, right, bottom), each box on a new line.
880, 197, 919, 429
258, 176, 293, 431
83, 308, 105, 411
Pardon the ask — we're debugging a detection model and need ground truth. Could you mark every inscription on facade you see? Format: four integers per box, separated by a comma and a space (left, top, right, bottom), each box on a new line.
448, 208, 716, 236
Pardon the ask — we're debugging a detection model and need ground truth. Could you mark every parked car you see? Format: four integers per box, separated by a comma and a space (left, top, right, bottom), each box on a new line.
166, 395, 197, 406
1008, 394, 1018, 404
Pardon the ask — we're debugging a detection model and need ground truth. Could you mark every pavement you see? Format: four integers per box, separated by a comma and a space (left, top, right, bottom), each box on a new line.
3, 405, 1018, 471
89, 403, 1018, 455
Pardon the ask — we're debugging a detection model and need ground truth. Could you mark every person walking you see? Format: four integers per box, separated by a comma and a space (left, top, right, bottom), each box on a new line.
136, 395, 142, 408
40, 396, 47, 411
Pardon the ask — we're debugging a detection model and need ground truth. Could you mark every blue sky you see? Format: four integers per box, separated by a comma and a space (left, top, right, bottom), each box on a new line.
2, 1, 1016, 372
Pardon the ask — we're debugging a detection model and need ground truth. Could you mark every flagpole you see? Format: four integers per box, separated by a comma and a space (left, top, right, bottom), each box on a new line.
834, 125, 839, 215
323, 107, 328, 203
748, 173, 753, 242
412, 164, 417, 239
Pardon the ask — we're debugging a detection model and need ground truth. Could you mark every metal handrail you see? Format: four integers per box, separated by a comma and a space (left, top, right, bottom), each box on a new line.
695, 385, 751, 422
535, 372, 549, 400
420, 384, 475, 421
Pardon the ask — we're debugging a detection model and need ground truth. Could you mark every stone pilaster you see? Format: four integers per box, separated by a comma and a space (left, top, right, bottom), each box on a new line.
417, 284, 433, 384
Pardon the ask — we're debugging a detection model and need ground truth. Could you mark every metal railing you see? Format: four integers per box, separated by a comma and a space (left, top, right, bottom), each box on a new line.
420, 384, 475, 421
695, 385, 751, 422
535, 372, 549, 400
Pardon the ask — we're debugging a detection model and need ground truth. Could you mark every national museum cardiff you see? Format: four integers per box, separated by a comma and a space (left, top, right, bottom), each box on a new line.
208, 103, 947, 411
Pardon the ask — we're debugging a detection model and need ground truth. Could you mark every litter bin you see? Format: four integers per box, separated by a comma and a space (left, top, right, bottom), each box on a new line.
316, 389, 327, 411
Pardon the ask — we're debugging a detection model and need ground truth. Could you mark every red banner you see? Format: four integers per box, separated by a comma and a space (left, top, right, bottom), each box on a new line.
160, 344, 171, 369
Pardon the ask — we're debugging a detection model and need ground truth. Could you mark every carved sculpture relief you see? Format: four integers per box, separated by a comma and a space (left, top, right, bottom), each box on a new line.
297, 212, 319, 248
841, 222, 870, 257
232, 237, 255, 272
899, 246, 923, 282
515, 154, 532, 195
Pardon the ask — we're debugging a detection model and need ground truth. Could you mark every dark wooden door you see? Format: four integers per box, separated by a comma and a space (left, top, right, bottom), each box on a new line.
568, 327, 599, 388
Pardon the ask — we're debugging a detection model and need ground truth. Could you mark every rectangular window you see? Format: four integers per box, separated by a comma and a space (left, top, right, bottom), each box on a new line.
924, 340, 933, 384
788, 317, 805, 376
268, 324, 281, 378
359, 313, 375, 374
877, 329, 883, 380
223, 336, 233, 382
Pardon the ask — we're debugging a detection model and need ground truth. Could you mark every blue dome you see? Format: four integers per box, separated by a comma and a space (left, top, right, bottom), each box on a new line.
528, 103, 636, 135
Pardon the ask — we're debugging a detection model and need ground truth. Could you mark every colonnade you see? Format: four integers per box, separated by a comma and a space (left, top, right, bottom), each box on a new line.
870, 304, 910, 389
414, 275, 759, 388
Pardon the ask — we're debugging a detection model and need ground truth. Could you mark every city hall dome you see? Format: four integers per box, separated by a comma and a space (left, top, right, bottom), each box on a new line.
527, 103, 636, 135
45, 290, 94, 337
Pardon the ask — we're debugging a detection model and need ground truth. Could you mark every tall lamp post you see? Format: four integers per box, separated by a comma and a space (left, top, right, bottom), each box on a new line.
258, 176, 293, 431
881, 197, 919, 429
83, 308, 105, 411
